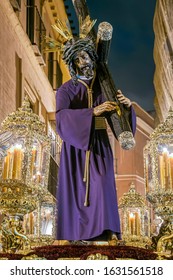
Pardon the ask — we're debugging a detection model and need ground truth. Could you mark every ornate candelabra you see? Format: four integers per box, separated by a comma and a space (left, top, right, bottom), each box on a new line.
119, 182, 151, 248
0, 96, 51, 253
144, 108, 173, 255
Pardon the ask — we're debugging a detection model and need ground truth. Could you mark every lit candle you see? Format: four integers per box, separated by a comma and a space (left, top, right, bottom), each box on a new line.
135, 212, 139, 235
163, 148, 169, 189
8, 147, 14, 179
2, 157, 8, 179
169, 153, 173, 189
159, 153, 165, 188
38, 145, 43, 177
129, 213, 135, 235
2, 149, 12, 179
16, 144, 23, 179
12, 144, 23, 179
29, 213, 34, 234
6, 150, 11, 179
36, 171, 41, 183
31, 145, 37, 177
12, 146, 17, 179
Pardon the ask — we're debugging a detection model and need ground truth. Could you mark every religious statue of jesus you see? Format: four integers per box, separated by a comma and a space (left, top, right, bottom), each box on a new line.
54, 18, 136, 243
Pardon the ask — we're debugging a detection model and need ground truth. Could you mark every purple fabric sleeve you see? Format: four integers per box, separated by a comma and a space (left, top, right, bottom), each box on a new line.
56, 88, 93, 151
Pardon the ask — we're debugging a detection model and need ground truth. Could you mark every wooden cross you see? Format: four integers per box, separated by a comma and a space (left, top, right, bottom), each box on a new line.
71, 0, 135, 149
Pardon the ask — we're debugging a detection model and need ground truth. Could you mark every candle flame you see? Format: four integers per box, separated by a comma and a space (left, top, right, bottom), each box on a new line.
163, 147, 168, 153
129, 212, 135, 218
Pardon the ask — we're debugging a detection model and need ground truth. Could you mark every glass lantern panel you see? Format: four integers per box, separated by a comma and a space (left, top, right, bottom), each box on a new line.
30, 139, 49, 187
119, 209, 125, 233
145, 152, 153, 192
39, 143, 50, 187
144, 210, 150, 236
152, 215, 163, 236
40, 204, 54, 236
30, 139, 41, 184
23, 210, 38, 235
1, 137, 25, 180
157, 144, 173, 190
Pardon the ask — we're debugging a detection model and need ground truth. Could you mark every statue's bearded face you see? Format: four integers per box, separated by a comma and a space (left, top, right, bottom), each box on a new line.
73, 50, 95, 79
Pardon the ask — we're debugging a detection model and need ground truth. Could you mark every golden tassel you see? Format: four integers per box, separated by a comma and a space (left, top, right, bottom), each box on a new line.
78, 73, 96, 206
83, 150, 91, 206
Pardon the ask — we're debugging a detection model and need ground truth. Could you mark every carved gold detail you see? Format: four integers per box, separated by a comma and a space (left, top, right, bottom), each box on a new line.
119, 182, 151, 248
144, 108, 173, 255
118, 131, 136, 150
87, 253, 108, 260
97, 22, 113, 41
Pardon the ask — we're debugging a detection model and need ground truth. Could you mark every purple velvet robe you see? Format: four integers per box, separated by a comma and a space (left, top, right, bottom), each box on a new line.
56, 77, 136, 241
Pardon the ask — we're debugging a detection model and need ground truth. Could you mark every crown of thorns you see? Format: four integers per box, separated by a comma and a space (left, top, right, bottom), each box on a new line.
62, 37, 98, 65
44, 15, 97, 64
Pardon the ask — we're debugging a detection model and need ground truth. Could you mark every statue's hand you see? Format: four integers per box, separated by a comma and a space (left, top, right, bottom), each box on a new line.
117, 89, 131, 108
93, 101, 119, 116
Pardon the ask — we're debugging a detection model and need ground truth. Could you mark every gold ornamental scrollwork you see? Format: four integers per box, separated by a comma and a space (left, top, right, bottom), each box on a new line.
86, 253, 108, 260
